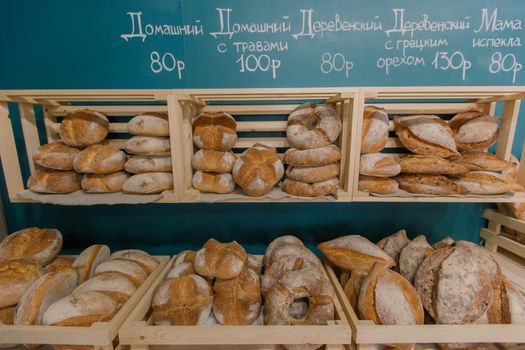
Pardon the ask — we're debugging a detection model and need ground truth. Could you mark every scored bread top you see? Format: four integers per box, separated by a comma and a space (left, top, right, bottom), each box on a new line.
0, 227, 63, 266
94, 259, 147, 286
73, 244, 111, 283
361, 106, 389, 154
110, 249, 158, 274
194, 239, 247, 279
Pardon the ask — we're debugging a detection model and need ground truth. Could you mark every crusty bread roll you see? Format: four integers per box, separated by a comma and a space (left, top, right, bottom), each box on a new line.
125, 155, 172, 173
395, 115, 459, 158
110, 249, 158, 274
14, 268, 78, 325
166, 262, 196, 279
318, 235, 396, 272
151, 274, 212, 325
127, 112, 169, 137
73, 244, 111, 283
213, 267, 261, 325
94, 259, 147, 286
232, 145, 284, 196
194, 239, 247, 279
449, 111, 498, 151
358, 176, 398, 195
60, 110, 109, 147
125, 136, 171, 156
27, 168, 81, 194
192, 112, 237, 151
73, 144, 126, 174
81, 172, 129, 193
282, 178, 340, 197
264, 235, 304, 265
452, 151, 517, 172
32, 142, 80, 170
0, 306, 15, 325
0, 227, 63, 266
73, 272, 137, 304
262, 255, 318, 296
192, 171, 235, 194
452, 171, 524, 195
395, 174, 465, 195
400, 155, 468, 175
377, 229, 410, 261
122, 172, 173, 194
0, 260, 43, 308
191, 149, 236, 173
45, 256, 76, 273
361, 106, 389, 154
42, 291, 119, 326
283, 145, 341, 167
286, 103, 342, 149
173, 250, 196, 266
360, 153, 401, 177
398, 235, 433, 283
286, 163, 340, 183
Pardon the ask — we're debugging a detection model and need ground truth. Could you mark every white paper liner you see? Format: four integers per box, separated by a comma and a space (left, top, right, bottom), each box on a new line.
17, 190, 163, 205
194, 187, 337, 203
370, 189, 515, 198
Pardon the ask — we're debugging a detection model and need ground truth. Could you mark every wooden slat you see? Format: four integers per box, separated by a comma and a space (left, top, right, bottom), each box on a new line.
236, 121, 287, 132
483, 209, 525, 234
18, 103, 40, 174
476, 92, 525, 103
48, 105, 168, 117
42, 106, 59, 143
168, 95, 186, 200
353, 191, 525, 203
490, 251, 525, 291
481, 228, 525, 263
201, 104, 299, 115
367, 103, 480, 114
349, 92, 365, 198
234, 137, 289, 149
519, 142, 525, 187
496, 99, 520, 160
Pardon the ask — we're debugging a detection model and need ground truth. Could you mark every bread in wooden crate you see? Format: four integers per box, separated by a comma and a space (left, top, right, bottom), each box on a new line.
127, 112, 169, 137
361, 106, 389, 154
59, 110, 109, 147
0, 227, 63, 266
27, 169, 81, 194
192, 112, 237, 151
73, 144, 126, 174
32, 142, 79, 171
0, 260, 43, 308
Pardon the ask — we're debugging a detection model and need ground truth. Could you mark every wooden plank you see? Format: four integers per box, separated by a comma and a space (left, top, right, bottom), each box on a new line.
476, 92, 525, 103
339, 99, 351, 193
367, 103, 480, 114
496, 100, 520, 160
483, 209, 525, 235
481, 228, 525, 260
519, 141, 525, 187
236, 121, 287, 132
349, 93, 365, 198
201, 104, 299, 115
352, 192, 525, 203
490, 251, 525, 290
48, 105, 168, 117
181, 102, 195, 193
18, 103, 41, 174
167, 95, 186, 201
234, 137, 290, 149
42, 106, 60, 143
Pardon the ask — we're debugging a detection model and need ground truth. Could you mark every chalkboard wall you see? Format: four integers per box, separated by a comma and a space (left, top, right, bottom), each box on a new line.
1, 0, 524, 254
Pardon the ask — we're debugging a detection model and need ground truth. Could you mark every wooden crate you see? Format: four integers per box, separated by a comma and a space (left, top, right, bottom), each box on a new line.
170, 88, 360, 202
0, 256, 170, 350
482, 208, 525, 266
118, 256, 352, 350
352, 86, 525, 203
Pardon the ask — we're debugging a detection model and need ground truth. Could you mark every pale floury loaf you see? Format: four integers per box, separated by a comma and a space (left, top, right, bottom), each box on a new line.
122, 172, 173, 194
127, 112, 169, 136
361, 106, 390, 154
449, 111, 498, 151
125, 136, 171, 156
73, 144, 126, 174
360, 153, 401, 177
125, 156, 172, 173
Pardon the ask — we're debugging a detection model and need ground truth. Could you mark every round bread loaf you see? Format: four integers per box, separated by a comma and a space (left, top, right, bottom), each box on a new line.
45, 256, 76, 274
449, 111, 498, 151
191, 149, 236, 173
110, 249, 158, 274
0, 227, 63, 266
42, 291, 119, 326
81, 172, 129, 193
0, 260, 43, 308
194, 239, 247, 279
282, 178, 340, 197
452, 171, 524, 195
361, 106, 390, 154
151, 274, 212, 325
232, 145, 284, 196
213, 267, 261, 325
395, 174, 465, 195
360, 153, 400, 177
73, 144, 126, 174
400, 155, 468, 175
127, 112, 169, 137
192, 112, 237, 151
73, 244, 111, 283
122, 172, 173, 194
32, 142, 80, 170
358, 176, 398, 195
262, 255, 318, 296
192, 171, 235, 194
60, 110, 109, 147
27, 169, 81, 194
73, 272, 137, 304
283, 145, 341, 167
286, 163, 340, 183
264, 235, 304, 265
125, 156, 172, 173
286, 103, 342, 149
125, 136, 171, 156
94, 259, 147, 286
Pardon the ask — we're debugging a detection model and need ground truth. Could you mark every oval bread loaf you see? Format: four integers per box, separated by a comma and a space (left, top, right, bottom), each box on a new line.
27, 169, 81, 194
449, 111, 498, 151
73, 272, 137, 304
358, 176, 398, 195
282, 178, 340, 197
110, 249, 158, 274
0, 227, 63, 266
377, 229, 410, 261
125, 136, 171, 156
122, 172, 173, 194
73, 244, 111, 283
398, 235, 433, 283
361, 106, 390, 154
283, 145, 341, 167
400, 155, 468, 175
127, 112, 169, 137
0, 260, 43, 308
32, 142, 80, 170
395, 174, 465, 195
192, 171, 235, 194
94, 259, 147, 286
286, 163, 340, 183
192, 112, 237, 151
452, 171, 524, 195
125, 156, 172, 173
45, 256, 76, 274
81, 172, 129, 193
73, 144, 126, 174
452, 151, 516, 172
360, 153, 401, 177
191, 149, 236, 173
60, 110, 109, 147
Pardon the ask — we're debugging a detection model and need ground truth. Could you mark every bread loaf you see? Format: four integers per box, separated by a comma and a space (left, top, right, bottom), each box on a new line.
232, 145, 284, 196
0, 260, 43, 308
377, 229, 410, 261
122, 172, 173, 194
343, 270, 367, 310
191, 149, 236, 173
0, 227, 62, 266
73, 244, 111, 283
361, 106, 389, 154
360, 153, 401, 177
394, 115, 459, 158
452, 171, 524, 195
449, 111, 498, 151
265, 244, 320, 269
358, 176, 398, 194
125, 136, 171, 156
264, 235, 304, 264
110, 249, 158, 274
127, 112, 169, 137
173, 250, 196, 266
81, 172, 129, 193
151, 274, 212, 325
192, 112, 237, 151
73, 144, 126, 174
45, 256, 76, 273
395, 174, 465, 195
73, 272, 137, 304
125, 155, 172, 173
213, 267, 261, 325
286, 163, 340, 183
283, 145, 341, 167
32, 142, 80, 170
42, 291, 119, 326
247, 254, 263, 274
453, 151, 517, 172
398, 235, 433, 283
282, 178, 340, 197
0, 306, 15, 325
194, 239, 247, 279
262, 255, 318, 296
94, 259, 147, 286
192, 171, 235, 194
60, 110, 109, 147
433, 236, 455, 250
318, 235, 396, 272
166, 262, 196, 279
400, 155, 468, 175
27, 169, 81, 194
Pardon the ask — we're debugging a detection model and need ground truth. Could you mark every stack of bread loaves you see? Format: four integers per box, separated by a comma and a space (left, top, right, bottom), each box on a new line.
320, 231, 525, 350
123, 112, 173, 194
191, 112, 238, 194
283, 103, 343, 197
358, 107, 524, 196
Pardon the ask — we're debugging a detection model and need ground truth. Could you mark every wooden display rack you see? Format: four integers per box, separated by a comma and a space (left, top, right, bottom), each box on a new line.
0, 256, 170, 350
118, 256, 352, 350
